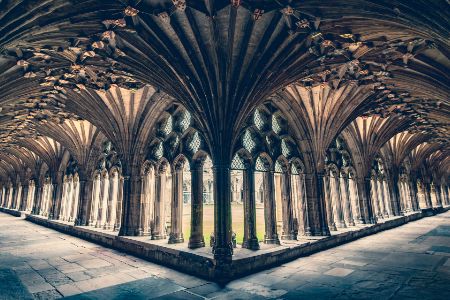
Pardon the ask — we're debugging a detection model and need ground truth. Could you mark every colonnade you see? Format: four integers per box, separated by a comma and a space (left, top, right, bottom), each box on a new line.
1, 168, 450, 253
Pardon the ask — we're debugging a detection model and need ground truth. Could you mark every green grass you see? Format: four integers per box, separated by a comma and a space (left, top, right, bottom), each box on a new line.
180, 203, 266, 246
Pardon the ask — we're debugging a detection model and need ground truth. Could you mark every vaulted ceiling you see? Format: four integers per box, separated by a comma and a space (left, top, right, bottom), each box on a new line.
0, 0, 449, 179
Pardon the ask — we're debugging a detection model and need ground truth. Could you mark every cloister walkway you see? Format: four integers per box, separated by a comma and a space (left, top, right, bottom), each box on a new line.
1, 211, 450, 300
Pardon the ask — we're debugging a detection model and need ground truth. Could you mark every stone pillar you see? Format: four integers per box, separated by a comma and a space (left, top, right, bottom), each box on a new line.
75, 178, 93, 226
263, 170, 280, 244
69, 179, 79, 222
323, 174, 337, 230
89, 175, 101, 225
363, 177, 376, 223
97, 174, 110, 228
424, 182, 433, 208
297, 174, 311, 235
138, 172, 151, 235
212, 162, 233, 261
370, 177, 381, 218
280, 170, 296, 240
59, 180, 67, 220
118, 174, 141, 236
382, 180, 392, 216
19, 185, 28, 211
340, 174, 355, 226
349, 177, 364, 223
377, 179, 387, 218
169, 162, 184, 244
409, 180, 419, 211
152, 166, 167, 240
331, 172, 346, 228
49, 172, 63, 220
65, 179, 74, 221
241, 166, 259, 249
106, 173, 119, 230
189, 161, 206, 249
32, 184, 42, 215
114, 177, 124, 231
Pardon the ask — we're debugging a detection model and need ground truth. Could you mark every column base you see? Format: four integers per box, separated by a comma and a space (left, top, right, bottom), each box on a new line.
188, 237, 205, 249
281, 233, 297, 240
118, 226, 139, 236
242, 238, 260, 250
336, 222, 347, 229
151, 233, 166, 240
329, 223, 338, 231
347, 220, 356, 226
264, 235, 280, 245
168, 233, 184, 244
213, 244, 233, 262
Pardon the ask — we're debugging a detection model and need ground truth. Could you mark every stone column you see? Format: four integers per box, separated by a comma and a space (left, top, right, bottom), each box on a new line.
262, 170, 280, 244
114, 177, 124, 231
340, 174, 355, 226
65, 179, 74, 221
297, 174, 311, 235
382, 180, 392, 216
98, 174, 110, 228
49, 172, 63, 220
19, 185, 28, 211
424, 182, 433, 209
363, 177, 376, 223
152, 166, 167, 240
349, 177, 364, 223
435, 185, 443, 207
189, 161, 206, 248
241, 166, 259, 249
118, 174, 142, 236
75, 178, 93, 226
377, 179, 387, 218
323, 173, 336, 231
138, 172, 151, 235
212, 162, 233, 261
169, 162, 184, 244
69, 179, 79, 222
371, 177, 381, 218
281, 170, 296, 240
32, 184, 42, 215
331, 172, 346, 228
106, 173, 119, 230
89, 175, 101, 225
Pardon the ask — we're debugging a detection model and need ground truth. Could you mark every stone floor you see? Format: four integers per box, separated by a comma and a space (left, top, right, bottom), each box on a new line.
1, 212, 450, 299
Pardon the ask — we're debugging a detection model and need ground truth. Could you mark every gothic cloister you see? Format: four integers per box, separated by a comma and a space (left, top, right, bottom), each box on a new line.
0, 0, 449, 298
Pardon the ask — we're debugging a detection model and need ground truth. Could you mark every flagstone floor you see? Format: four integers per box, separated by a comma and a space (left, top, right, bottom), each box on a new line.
1, 211, 450, 299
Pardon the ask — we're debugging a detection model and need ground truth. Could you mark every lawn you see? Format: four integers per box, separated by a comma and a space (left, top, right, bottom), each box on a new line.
180, 203, 267, 245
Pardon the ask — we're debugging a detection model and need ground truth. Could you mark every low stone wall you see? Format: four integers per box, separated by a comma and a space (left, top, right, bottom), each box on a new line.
2, 207, 447, 282
0, 207, 23, 217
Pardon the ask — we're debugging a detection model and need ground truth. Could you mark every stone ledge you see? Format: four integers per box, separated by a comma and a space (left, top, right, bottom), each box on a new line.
0, 207, 24, 217
1, 207, 447, 283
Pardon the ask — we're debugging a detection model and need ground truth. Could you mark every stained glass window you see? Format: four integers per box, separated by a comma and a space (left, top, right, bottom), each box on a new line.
254, 109, 264, 130
255, 156, 267, 171
275, 160, 283, 173
291, 164, 299, 175
189, 131, 200, 153
163, 115, 173, 135
281, 139, 290, 157
154, 142, 163, 159
180, 110, 191, 132
272, 114, 281, 134
243, 130, 255, 152
231, 154, 245, 170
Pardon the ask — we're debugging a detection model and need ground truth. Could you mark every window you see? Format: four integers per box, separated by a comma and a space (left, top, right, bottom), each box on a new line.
243, 130, 256, 153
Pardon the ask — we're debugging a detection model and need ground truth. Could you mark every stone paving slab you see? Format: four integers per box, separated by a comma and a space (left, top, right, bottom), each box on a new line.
1, 211, 450, 299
